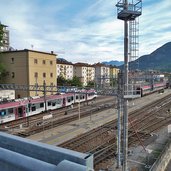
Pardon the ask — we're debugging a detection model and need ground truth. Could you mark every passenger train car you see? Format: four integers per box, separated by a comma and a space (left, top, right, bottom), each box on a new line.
138, 82, 167, 97
0, 89, 97, 124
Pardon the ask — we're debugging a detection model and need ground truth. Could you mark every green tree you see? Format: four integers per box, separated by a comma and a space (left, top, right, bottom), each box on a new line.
57, 75, 67, 86
0, 24, 3, 46
70, 76, 82, 87
0, 24, 7, 82
110, 78, 117, 87
86, 81, 95, 88
57, 75, 82, 87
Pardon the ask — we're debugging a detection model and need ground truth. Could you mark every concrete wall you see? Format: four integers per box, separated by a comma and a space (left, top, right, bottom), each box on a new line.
0, 132, 94, 171
150, 140, 171, 171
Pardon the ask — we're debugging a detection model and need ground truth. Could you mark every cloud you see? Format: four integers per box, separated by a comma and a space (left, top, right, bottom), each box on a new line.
0, 0, 171, 63
139, 0, 171, 56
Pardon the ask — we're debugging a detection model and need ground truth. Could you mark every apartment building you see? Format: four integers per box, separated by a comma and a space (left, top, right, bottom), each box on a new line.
56, 59, 73, 80
74, 63, 95, 86
0, 23, 9, 52
0, 49, 57, 98
110, 65, 120, 78
110, 65, 120, 87
93, 63, 110, 88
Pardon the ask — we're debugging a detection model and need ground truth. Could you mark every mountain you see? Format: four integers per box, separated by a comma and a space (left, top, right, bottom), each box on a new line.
128, 42, 171, 72
102, 60, 124, 66
57, 58, 73, 64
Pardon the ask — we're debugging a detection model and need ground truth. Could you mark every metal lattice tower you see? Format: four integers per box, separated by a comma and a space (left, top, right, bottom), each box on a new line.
129, 18, 140, 68
116, 0, 142, 170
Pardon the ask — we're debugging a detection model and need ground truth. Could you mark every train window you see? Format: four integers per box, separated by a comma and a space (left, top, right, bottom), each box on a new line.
56, 99, 61, 104
31, 106, 36, 111
0, 110, 6, 116
76, 95, 78, 99
67, 97, 72, 102
71, 96, 74, 101
83, 95, 85, 99
40, 103, 44, 108
52, 102, 56, 106
8, 108, 13, 114
18, 107, 23, 117
48, 102, 52, 106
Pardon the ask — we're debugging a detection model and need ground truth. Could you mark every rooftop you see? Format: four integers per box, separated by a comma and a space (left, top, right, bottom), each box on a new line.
1, 49, 57, 56
74, 62, 93, 67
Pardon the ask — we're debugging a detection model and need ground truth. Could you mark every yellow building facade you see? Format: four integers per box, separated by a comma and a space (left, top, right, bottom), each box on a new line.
0, 49, 57, 98
110, 66, 120, 79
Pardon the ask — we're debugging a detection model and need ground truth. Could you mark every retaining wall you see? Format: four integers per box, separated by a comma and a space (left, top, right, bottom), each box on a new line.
150, 139, 171, 171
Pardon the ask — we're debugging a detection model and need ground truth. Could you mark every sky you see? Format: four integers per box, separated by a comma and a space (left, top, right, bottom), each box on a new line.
0, 0, 171, 64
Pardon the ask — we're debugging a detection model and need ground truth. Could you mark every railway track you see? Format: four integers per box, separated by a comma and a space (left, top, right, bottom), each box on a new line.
1, 96, 115, 129
58, 94, 171, 170
6, 96, 116, 136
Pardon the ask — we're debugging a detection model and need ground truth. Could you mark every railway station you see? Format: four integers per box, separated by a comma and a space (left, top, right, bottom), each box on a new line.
0, 86, 171, 170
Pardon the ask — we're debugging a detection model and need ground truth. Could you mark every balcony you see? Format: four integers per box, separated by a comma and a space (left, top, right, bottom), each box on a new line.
116, 0, 142, 20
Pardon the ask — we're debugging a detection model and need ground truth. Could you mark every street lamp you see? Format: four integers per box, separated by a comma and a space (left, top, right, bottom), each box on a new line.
78, 97, 80, 121
27, 99, 32, 127
43, 80, 47, 112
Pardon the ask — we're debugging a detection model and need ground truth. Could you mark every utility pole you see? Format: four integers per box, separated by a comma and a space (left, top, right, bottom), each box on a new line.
43, 80, 47, 112
78, 98, 81, 121
35, 76, 38, 96
117, 71, 124, 168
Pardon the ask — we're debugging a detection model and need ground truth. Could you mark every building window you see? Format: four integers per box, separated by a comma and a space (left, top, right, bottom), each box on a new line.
34, 59, 38, 64
42, 60, 46, 64
12, 72, 15, 78
43, 73, 46, 78
50, 61, 53, 65
11, 58, 14, 64
50, 73, 53, 78
34, 72, 38, 78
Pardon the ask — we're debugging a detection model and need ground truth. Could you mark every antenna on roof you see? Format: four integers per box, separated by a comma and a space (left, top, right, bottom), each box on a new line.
31, 44, 34, 50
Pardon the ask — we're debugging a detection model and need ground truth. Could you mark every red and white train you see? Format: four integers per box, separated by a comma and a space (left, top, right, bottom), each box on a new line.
0, 89, 97, 124
138, 82, 167, 97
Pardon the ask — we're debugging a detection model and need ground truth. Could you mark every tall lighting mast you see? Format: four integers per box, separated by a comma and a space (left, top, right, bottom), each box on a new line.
116, 0, 142, 170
